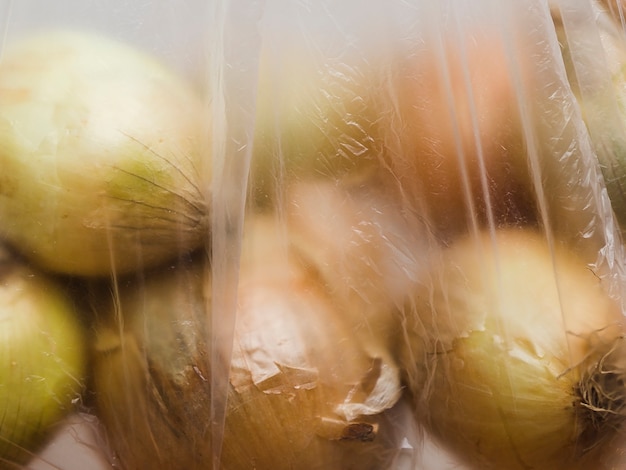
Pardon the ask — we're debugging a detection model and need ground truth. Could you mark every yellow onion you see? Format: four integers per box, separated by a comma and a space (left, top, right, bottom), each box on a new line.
0, 30, 208, 276
0, 248, 86, 468
397, 228, 626, 470
92, 216, 404, 469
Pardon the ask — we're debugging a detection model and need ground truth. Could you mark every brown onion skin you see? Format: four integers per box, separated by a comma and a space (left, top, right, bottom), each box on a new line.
92, 218, 404, 470
382, 27, 537, 239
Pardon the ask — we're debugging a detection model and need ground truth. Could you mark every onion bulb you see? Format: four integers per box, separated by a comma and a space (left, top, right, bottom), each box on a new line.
397, 228, 626, 470
0, 249, 86, 467
551, 3, 626, 230
385, 26, 535, 238
92, 216, 404, 469
0, 30, 208, 276
250, 42, 384, 207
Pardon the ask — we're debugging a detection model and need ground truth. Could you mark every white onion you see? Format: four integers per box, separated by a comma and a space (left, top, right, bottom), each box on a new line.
398, 228, 626, 469
0, 30, 208, 276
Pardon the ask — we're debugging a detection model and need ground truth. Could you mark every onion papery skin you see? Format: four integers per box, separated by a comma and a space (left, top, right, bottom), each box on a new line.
397, 228, 626, 470
92, 217, 404, 470
0, 31, 208, 277
0, 259, 86, 468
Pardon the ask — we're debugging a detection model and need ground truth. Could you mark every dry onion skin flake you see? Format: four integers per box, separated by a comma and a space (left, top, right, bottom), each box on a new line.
225, 218, 403, 469
0, 255, 86, 468
398, 228, 626, 470
0, 30, 208, 277
92, 217, 404, 469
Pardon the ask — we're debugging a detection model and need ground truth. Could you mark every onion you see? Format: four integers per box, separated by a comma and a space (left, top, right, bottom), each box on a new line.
385, 26, 535, 238
0, 249, 86, 467
250, 43, 385, 207
0, 30, 208, 276
397, 228, 626, 470
551, 3, 626, 230
251, 23, 536, 238
92, 216, 404, 469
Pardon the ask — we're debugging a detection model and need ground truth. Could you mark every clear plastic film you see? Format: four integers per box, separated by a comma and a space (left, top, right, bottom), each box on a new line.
1, 1, 626, 470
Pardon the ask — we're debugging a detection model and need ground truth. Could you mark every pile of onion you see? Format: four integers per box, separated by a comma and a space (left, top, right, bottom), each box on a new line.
397, 228, 626, 470
0, 30, 208, 277
91, 216, 404, 469
3, 10, 626, 469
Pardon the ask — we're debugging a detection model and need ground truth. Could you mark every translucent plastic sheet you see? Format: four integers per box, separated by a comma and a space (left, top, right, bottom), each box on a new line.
2, 0, 626, 469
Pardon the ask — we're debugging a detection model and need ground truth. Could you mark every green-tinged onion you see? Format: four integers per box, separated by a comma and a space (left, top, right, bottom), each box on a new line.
250, 44, 385, 208
551, 2, 626, 231
398, 228, 626, 470
0, 250, 86, 468
92, 216, 404, 469
0, 30, 208, 276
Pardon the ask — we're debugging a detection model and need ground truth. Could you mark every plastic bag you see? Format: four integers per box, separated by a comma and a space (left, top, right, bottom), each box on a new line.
1, 0, 626, 469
